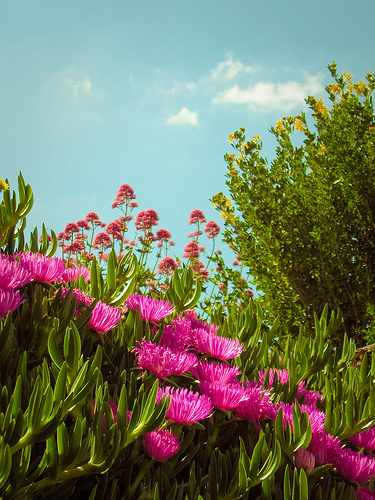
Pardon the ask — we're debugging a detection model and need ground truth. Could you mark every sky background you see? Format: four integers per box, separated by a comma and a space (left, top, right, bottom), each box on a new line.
2, 0, 375, 274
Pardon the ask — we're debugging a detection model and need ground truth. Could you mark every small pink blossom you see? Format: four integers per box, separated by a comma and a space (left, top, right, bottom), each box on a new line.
77, 219, 91, 230
85, 212, 100, 223
356, 487, 375, 499
183, 241, 201, 259
112, 184, 136, 208
308, 431, 340, 467
156, 229, 172, 241
92, 232, 112, 250
134, 209, 159, 231
64, 222, 80, 235
234, 383, 276, 422
60, 288, 94, 306
143, 430, 179, 461
189, 210, 206, 225
187, 231, 202, 238
159, 316, 193, 351
204, 221, 220, 239
294, 448, 315, 473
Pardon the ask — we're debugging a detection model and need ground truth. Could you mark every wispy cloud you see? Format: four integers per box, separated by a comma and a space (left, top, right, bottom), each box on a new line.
209, 54, 254, 80
63, 69, 92, 97
167, 107, 199, 126
212, 74, 323, 111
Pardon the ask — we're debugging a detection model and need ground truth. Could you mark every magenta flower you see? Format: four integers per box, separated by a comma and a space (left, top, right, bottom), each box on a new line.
0, 256, 33, 289
235, 383, 277, 422
88, 301, 122, 333
189, 210, 206, 225
200, 381, 249, 412
192, 329, 243, 360
61, 266, 91, 284
296, 381, 324, 406
159, 317, 193, 351
308, 431, 340, 467
16, 251, 65, 283
132, 340, 197, 378
157, 386, 213, 424
356, 487, 375, 499
126, 294, 175, 322
0, 288, 25, 318
191, 360, 241, 384
349, 425, 375, 451
143, 429, 179, 461
92, 400, 118, 431
332, 447, 375, 484
60, 288, 94, 307
277, 402, 326, 433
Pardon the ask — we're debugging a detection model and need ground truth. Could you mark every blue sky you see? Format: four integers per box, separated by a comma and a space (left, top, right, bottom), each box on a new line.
2, 0, 375, 269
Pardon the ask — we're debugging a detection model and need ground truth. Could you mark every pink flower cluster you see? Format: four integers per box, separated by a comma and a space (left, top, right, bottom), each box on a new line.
134, 209, 159, 231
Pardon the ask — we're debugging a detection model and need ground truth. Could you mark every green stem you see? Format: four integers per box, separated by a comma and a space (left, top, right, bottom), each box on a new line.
129, 458, 154, 495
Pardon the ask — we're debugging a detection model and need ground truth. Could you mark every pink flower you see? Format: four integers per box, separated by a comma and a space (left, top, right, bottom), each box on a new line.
64, 222, 80, 235
88, 301, 122, 333
277, 403, 326, 433
157, 386, 213, 424
0, 256, 33, 289
159, 317, 193, 351
61, 266, 91, 284
112, 184, 136, 208
16, 251, 65, 283
77, 219, 91, 230
332, 447, 375, 484
156, 229, 172, 241
187, 231, 202, 238
244, 290, 254, 297
294, 448, 315, 473
105, 220, 123, 236
189, 210, 206, 225
183, 241, 201, 259
192, 329, 243, 360
349, 425, 375, 451
200, 382, 249, 412
126, 294, 175, 322
0, 289, 25, 318
204, 221, 220, 239
143, 430, 179, 461
92, 232, 112, 249
132, 340, 197, 378
157, 257, 179, 276
134, 209, 159, 231
191, 360, 241, 384
235, 383, 277, 422
85, 212, 100, 223
297, 381, 324, 406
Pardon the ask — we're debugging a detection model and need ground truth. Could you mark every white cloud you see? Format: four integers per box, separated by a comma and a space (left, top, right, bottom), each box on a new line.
63, 70, 92, 97
209, 55, 254, 80
212, 74, 323, 111
167, 107, 199, 126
